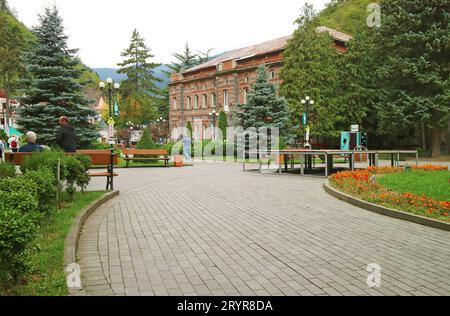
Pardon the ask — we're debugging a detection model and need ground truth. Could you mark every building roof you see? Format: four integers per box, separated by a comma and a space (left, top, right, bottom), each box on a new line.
94, 97, 108, 111
186, 36, 292, 73
182, 27, 352, 75
316, 26, 353, 43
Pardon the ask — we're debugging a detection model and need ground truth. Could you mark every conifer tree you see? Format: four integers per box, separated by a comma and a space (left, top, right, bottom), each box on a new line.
235, 65, 289, 132
373, 0, 450, 156
117, 29, 162, 97
280, 4, 340, 140
17, 6, 97, 148
167, 43, 199, 73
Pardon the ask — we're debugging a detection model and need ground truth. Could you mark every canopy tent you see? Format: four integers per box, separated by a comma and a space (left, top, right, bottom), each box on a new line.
1, 125, 23, 137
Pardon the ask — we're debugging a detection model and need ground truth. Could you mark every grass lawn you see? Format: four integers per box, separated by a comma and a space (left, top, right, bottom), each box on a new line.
377, 170, 450, 201
0, 191, 107, 296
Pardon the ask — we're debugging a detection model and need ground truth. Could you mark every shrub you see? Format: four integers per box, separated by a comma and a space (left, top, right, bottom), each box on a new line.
88, 140, 110, 150
64, 155, 91, 198
137, 129, 156, 149
0, 177, 39, 215
23, 168, 57, 212
21, 151, 69, 180
0, 208, 37, 282
0, 161, 16, 179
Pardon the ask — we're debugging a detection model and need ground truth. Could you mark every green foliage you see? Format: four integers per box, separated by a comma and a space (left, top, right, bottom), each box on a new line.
167, 42, 202, 73
0, 176, 39, 214
186, 121, 193, 138
88, 141, 110, 150
316, 0, 374, 35
0, 207, 37, 282
218, 112, 228, 141
137, 129, 156, 149
235, 65, 289, 133
21, 151, 68, 180
280, 4, 340, 140
17, 6, 98, 148
0, 161, 16, 178
23, 168, 57, 212
372, 0, 450, 156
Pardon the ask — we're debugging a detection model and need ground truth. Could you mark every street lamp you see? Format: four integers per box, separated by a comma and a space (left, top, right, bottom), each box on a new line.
156, 117, 166, 142
209, 110, 217, 141
99, 78, 120, 147
301, 96, 315, 149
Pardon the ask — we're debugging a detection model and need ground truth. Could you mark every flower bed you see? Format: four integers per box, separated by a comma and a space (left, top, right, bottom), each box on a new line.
330, 166, 450, 222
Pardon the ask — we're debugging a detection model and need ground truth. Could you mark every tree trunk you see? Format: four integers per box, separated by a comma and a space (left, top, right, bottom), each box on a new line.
430, 128, 441, 157
420, 121, 427, 151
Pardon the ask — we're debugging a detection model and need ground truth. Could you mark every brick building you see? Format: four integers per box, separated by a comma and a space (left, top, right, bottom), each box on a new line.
168, 27, 352, 141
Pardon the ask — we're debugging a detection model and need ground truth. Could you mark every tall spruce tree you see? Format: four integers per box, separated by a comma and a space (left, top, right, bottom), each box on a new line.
373, 0, 450, 157
280, 4, 340, 140
117, 29, 162, 125
117, 29, 162, 97
17, 6, 97, 148
235, 65, 289, 132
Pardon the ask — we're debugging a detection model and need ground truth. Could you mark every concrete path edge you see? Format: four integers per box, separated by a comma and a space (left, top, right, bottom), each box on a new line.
323, 181, 450, 232
64, 190, 120, 295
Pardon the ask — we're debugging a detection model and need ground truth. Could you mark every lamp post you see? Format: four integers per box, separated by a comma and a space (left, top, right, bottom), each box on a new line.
301, 96, 315, 149
99, 78, 120, 146
156, 117, 167, 143
209, 110, 217, 141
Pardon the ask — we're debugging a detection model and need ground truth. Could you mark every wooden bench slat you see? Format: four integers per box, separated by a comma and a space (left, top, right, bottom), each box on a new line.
89, 172, 119, 177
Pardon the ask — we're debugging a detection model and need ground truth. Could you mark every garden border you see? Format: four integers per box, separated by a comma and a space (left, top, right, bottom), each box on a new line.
323, 181, 450, 232
63, 190, 119, 295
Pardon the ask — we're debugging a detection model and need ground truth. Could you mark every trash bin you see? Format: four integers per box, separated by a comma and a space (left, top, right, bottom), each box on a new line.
174, 155, 183, 167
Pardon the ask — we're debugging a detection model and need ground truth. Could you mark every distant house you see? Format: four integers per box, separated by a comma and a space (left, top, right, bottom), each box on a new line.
168, 27, 352, 141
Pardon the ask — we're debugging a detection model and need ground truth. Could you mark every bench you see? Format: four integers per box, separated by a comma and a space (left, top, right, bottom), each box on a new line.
122, 149, 170, 168
5, 150, 119, 190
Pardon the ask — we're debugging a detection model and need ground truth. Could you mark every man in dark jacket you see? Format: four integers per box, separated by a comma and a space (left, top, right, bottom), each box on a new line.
56, 116, 77, 152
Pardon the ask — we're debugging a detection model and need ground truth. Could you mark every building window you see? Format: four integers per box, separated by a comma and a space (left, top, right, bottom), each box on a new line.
212, 93, 217, 108
243, 88, 249, 104
187, 96, 191, 109
194, 95, 199, 109
223, 90, 229, 112
173, 97, 177, 110
244, 76, 249, 83
202, 94, 207, 108
270, 71, 276, 79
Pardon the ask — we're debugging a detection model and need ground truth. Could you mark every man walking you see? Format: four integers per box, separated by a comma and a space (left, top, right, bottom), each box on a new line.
56, 116, 76, 152
182, 134, 192, 162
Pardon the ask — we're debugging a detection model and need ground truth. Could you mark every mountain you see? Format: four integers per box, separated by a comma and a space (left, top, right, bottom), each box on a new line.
93, 64, 172, 89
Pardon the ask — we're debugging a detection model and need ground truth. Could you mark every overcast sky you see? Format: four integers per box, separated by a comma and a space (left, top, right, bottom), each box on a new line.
8, 0, 330, 68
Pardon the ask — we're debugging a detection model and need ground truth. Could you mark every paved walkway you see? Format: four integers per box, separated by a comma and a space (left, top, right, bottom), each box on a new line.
78, 162, 450, 296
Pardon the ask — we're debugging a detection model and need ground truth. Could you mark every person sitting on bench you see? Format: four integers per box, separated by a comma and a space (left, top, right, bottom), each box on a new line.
19, 131, 44, 153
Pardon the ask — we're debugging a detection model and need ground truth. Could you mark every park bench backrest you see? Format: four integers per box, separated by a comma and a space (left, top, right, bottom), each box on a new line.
4, 152, 33, 165
122, 149, 168, 156
4, 151, 118, 166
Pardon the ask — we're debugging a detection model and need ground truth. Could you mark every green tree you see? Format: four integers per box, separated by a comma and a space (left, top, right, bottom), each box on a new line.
280, 4, 340, 140
117, 29, 162, 126
235, 65, 289, 132
136, 128, 156, 149
373, 0, 450, 156
0, 0, 12, 14
117, 29, 162, 97
218, 111, 227, 140
167, 42, 199, 73
17, 6, 97, 148
186, 121, 193, 138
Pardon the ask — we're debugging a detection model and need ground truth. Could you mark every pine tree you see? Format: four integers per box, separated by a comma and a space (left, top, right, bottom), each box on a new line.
235, 65, 289, 132
167, 43, 199, 73
280, 3, 340, 140
373, 0, 450, 157
218, 111, 227, 141
117, 29, 162, 97
136, 128, 155, 149
17, 7, 97, 148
